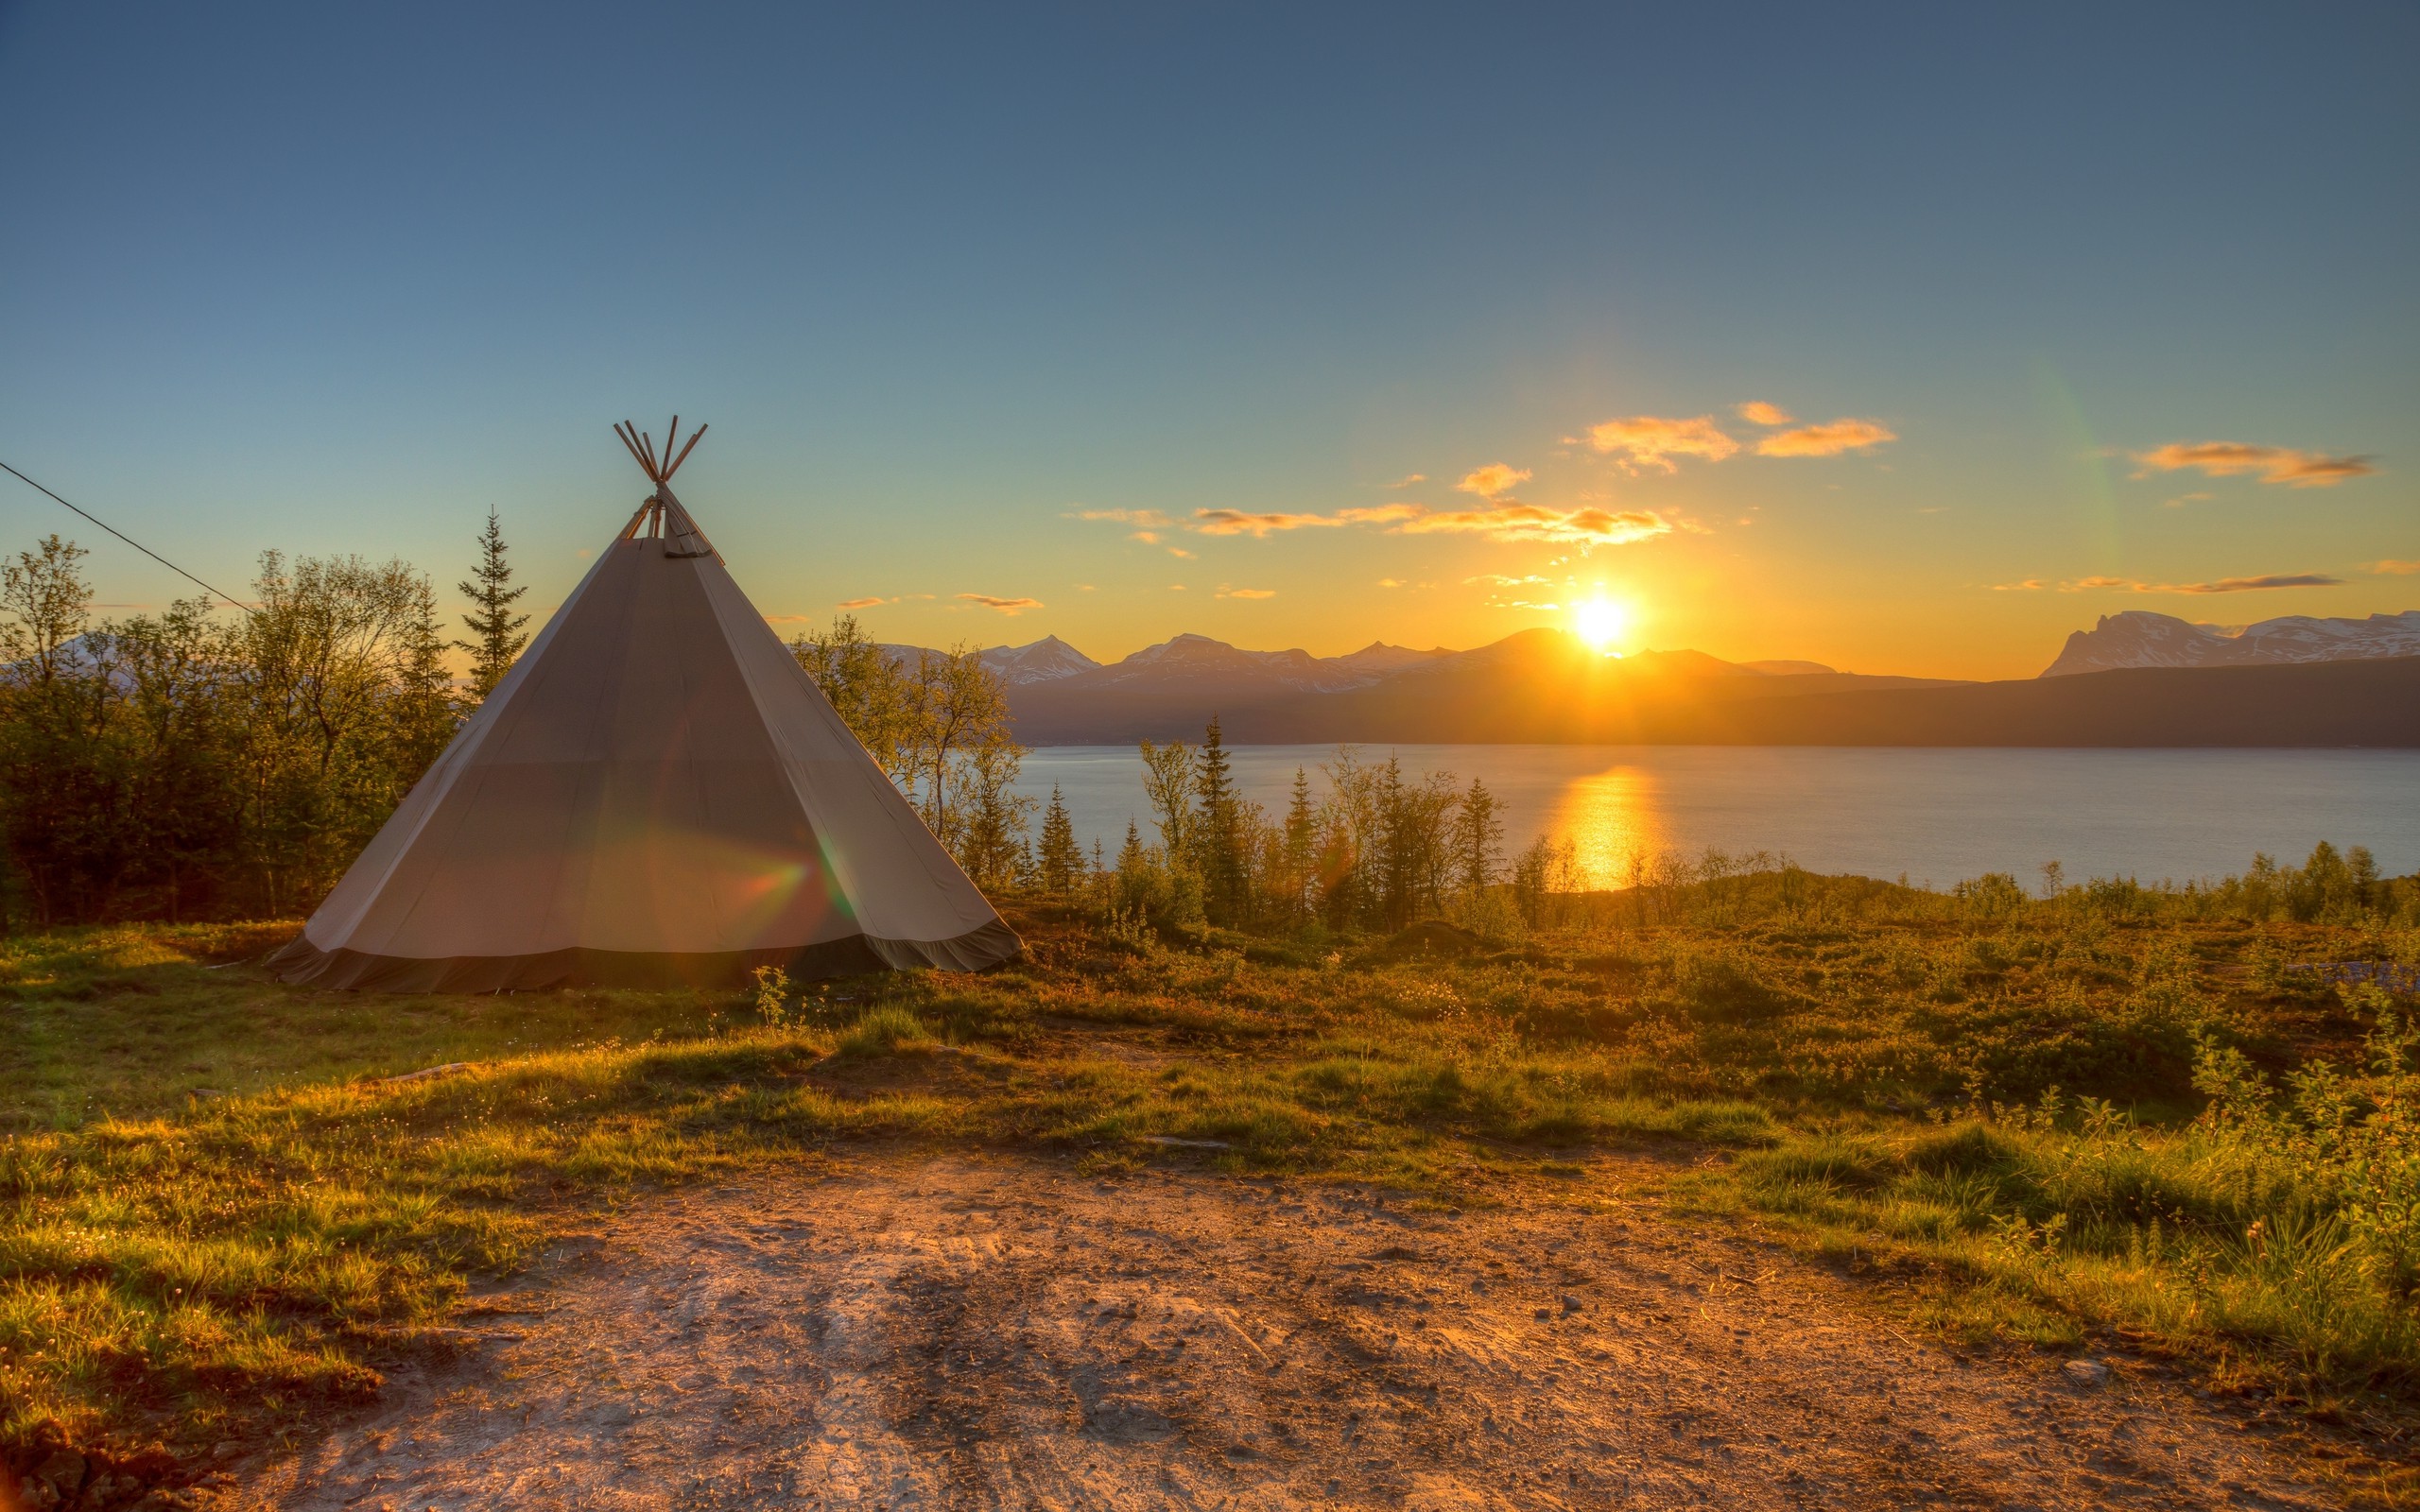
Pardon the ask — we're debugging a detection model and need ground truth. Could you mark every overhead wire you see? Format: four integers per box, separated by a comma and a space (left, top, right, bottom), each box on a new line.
0, 457, 251, 612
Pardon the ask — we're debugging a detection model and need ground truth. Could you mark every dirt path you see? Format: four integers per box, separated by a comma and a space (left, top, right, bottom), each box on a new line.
252, 1153, 2342, 1511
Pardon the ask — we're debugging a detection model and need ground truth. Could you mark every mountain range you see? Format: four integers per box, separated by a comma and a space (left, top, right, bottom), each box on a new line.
866, 610, 2420, 747
2042, 610, 2420, 677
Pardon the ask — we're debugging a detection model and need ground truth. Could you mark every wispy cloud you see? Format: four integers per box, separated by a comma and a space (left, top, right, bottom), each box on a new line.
1167, 546, 1196, 558
1456, 463, 1532, 498
2041, 573, 2345, 594
2372, 559, 2420, 576
2132, 441, 2377, 489
958, 593, 1044, 614
1464, 573, 1552, 586
836, 595, 890, 609
1582, 415, 1738, 473
2163, 491, 2215, 508
1398, 505, 1671, 547
1389, 472, 1427, 487
1376, 578, 1403, 589
1736, 401, 1793, 426
1217, 585, 1275, 599
1191, 503, 1423, 537
1988, 580, 2047, 593
1068, 507, 1174, 526
1754, 419, 1897, 457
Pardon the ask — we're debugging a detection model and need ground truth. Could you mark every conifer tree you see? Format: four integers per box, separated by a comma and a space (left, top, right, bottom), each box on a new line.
455, 510, 529, 701
1456, 777, 1504, 895
1282, 766, 1316, 919
1037, 783, 1083, 894
1194, 714, 1245, 920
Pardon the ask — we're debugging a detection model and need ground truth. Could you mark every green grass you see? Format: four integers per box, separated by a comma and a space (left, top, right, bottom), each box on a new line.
1, 902, 2414, 1463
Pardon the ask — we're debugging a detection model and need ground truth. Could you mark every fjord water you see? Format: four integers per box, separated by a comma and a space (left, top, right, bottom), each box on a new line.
1014, 746, 2420, 888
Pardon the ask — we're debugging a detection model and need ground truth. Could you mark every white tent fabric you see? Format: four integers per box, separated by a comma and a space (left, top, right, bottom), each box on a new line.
268, 476, 1021, 991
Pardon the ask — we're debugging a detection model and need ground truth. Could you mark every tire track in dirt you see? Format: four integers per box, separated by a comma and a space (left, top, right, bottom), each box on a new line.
252, 1153, 2342, 1510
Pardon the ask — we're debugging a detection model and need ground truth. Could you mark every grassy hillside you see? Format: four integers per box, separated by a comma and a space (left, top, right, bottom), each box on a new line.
2, 882, 2416, 1491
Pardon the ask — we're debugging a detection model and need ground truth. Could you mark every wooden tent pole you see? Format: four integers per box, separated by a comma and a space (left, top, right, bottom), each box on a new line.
664, 422, 707, 479
614, 422, 652, 477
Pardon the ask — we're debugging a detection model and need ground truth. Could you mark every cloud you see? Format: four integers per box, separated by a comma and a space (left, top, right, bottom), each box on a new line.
2163, 491, 2215, 508
1376, 578, 1403, 588
836, 595, 890, 609
1456, 463, 1532, 498
1754, 419, 1897, 457
1988, 580, 2048, 592
1190, 503, 1423, 537
1217, 586, 1275, 599
1464, 573, 1551, 586
1397, 504, 1671, 547
2063, 573, 2343, 594
1069, 507, 1174, 526
1389, 472, 1427, 487
1736, 401, 1794, 426
1129, 530, 1162, 544
2372, 559, 2420, 576
1167, 546, 1196, 558
2131, 441, 2377, 489
957, 593, 1044, 614
1583, 415, 1738, 472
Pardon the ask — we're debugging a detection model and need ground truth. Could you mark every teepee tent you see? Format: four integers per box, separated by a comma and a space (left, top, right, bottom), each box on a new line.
268, 421, 1023, 991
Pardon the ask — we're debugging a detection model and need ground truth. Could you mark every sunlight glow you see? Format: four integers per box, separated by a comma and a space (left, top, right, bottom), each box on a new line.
1572, 594, 1629, 653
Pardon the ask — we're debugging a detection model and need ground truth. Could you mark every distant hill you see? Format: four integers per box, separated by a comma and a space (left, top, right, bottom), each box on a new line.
862, 627, 2420, 747
1000, 631, 2420, 747
2043, 610, 2420, 677
1003, 629, 1966, 745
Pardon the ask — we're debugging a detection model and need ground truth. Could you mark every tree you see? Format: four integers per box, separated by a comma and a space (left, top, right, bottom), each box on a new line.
231, 552, 458, 915
454, 511, 529, 701
791, 615, 917, 783
1037, 784, 1083, 894
906, 644, 1020, 858
1454, 777, 1504, 896
1138, 739, 1196, 859
1193, 715, 1246, 920
1279, 766, 1316, 920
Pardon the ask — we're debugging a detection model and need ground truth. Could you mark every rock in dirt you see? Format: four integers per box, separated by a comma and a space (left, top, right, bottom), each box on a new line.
2065, 1359, 2112, 1387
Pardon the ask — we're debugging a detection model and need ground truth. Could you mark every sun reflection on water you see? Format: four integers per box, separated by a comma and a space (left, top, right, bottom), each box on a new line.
1544, 763, 1670, 888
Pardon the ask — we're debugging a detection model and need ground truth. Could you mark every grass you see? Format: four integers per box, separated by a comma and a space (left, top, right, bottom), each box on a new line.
1, 897, 2415, 1470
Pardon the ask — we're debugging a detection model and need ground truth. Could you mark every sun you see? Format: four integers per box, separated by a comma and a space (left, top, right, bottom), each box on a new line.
1572, 594, 1629, 654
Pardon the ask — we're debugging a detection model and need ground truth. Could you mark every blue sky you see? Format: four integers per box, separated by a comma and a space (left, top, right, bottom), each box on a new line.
1, 1, 2411, 677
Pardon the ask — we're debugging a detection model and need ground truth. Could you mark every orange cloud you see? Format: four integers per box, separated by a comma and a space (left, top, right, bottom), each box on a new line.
1754, 419, 1897, 457
1736, 401, 1794, 426
836, 595, 890, 609
1397, 504, 1670, 547
2372, 559, 2420, 575
1583, 415, 1738, 472
1190, 503, 1423, 536
2066, 573, 2342, 594
1217, 586, 1276, 599
1069, 507, 1174, 526
2131, 441, 2376, 488
1456, 463, 1532, 498
957, 593, 1043, 614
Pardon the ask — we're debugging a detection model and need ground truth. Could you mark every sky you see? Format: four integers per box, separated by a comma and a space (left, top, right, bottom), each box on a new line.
0, 2, 2412, 680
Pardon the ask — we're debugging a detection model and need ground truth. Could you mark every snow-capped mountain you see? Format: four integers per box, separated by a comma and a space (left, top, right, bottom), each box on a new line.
2041, 610, 2420, 677
1093, 633, 1377, 693
873, 635, 1100, 684
978, 635, 1100, 684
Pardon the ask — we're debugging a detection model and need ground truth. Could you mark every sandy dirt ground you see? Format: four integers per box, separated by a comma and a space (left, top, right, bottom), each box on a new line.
247, 1153, 2348, 1511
